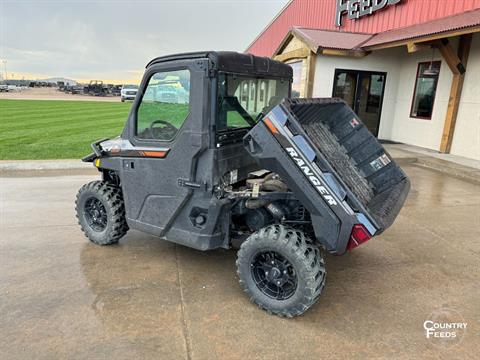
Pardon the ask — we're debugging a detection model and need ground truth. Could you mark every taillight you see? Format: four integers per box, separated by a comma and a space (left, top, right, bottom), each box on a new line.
347, 224, 372, 251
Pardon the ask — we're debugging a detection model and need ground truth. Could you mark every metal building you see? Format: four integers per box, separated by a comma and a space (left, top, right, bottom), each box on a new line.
246, 0, 480, 160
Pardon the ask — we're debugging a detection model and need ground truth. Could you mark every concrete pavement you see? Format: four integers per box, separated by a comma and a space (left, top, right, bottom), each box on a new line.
1, 165, 479, 359
0, 87, 121, 102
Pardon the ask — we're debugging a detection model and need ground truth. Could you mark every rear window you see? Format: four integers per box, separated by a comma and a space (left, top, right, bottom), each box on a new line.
217, 73, 290, 132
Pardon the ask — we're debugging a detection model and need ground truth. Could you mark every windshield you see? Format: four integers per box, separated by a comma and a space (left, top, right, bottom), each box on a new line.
217, 73, 290, 132
123, 84, 138, 89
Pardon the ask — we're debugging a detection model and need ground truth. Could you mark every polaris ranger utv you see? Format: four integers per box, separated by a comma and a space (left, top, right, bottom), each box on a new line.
76, 51, 409, 317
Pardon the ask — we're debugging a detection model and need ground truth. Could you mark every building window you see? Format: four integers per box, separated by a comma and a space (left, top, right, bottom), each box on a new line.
288, 60, 303, 98
410, 61, 441, 119
250, 81, 256, 100
241, 83, 248, 102
259, 80, 266, 102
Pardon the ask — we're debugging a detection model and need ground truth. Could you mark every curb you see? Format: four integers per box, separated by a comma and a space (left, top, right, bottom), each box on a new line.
393, 157, 418, 165
384, 144, 480, 184
413, 157, 480, 184
0, 160, 92, 171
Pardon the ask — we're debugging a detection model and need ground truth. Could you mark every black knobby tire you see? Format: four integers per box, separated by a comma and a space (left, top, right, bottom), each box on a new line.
75, 180, 128, 245
236, 224, 326, 317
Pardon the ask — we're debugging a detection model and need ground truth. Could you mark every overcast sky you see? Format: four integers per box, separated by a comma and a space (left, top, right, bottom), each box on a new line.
0, 0, 289, 83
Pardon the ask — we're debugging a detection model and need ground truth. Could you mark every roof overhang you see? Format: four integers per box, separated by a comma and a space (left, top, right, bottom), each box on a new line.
362, 8, 480, 50
273, 28, 370, 59
272, 8, 480, 59
363, 25, 480, 51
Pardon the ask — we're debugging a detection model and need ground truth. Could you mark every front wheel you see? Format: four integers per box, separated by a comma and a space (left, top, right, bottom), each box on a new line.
75, 181, 128, 245
236, 225, 326, 317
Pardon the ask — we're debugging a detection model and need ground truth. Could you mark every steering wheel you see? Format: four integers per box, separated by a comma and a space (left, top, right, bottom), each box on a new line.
149, 120, 178, 140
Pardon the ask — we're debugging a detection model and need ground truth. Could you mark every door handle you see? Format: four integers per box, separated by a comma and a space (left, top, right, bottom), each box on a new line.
178, 179, 206, 190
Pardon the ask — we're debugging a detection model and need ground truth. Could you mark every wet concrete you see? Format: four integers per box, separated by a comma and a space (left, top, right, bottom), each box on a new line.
1, 164, 479, 359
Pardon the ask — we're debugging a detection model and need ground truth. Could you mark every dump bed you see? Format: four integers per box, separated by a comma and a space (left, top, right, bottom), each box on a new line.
244, 98, 409, 254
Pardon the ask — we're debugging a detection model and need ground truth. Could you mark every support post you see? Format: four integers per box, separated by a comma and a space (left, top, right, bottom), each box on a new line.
439, 34, 472, 153
305, 51, 317, 98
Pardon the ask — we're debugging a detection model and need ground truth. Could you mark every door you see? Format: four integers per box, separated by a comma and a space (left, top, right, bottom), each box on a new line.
121, 62, 208, 237
333, 69, 386, 137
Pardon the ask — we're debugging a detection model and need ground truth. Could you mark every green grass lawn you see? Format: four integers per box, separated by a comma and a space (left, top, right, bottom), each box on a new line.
0, 99, 131, 159
0, 98, 255, 160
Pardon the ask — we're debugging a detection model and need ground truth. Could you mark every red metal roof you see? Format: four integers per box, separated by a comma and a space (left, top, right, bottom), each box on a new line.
290, 28, 373, 51
247, 0, 480, 57
363, 7, 480, 47
285, 8, 480, 53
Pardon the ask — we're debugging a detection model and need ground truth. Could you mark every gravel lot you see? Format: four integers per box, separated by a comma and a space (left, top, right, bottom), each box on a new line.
0, 87, 122, 102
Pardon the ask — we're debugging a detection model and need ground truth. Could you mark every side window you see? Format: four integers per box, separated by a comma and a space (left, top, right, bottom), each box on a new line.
136, 69, 190, 140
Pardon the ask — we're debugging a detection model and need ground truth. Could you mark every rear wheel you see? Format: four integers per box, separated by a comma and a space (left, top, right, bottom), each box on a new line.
75, 181, 128, 245
236, 224, 326, 317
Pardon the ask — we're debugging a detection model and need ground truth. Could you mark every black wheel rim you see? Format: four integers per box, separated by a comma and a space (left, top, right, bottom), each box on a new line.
84, 197, 107, 232
251, 251, 297, 300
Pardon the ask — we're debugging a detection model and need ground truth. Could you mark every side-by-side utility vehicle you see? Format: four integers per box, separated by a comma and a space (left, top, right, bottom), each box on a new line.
76, 51, 409, 317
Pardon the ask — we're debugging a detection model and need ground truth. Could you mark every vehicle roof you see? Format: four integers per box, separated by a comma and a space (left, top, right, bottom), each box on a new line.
146, 51, 292, 79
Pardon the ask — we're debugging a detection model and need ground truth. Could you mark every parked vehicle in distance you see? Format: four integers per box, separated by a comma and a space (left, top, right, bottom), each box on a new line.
0, 83, 9, 92
7, 85, 22, 92
120, 84, 138, 102
69, 84, 85, 95
111, 84, 122, 97
85, 80, 108, 96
